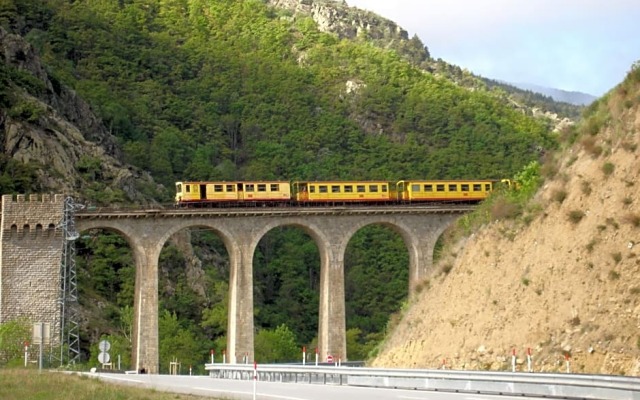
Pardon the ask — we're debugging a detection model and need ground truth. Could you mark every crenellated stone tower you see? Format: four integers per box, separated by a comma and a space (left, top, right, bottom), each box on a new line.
0, 194, 65, 343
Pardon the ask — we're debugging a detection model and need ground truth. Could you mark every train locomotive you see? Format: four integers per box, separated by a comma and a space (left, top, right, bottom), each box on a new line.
175, 179, 501, 207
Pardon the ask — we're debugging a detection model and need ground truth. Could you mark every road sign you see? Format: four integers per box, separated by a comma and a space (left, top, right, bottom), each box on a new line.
326, 354, 334, 363
98, 352, 111, 364
99, 339, 111, 352
32, 323, 51, 345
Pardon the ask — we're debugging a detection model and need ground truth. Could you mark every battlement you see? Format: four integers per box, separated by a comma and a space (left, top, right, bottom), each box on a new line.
1, 193, 66, 234
1, 194, 65, 203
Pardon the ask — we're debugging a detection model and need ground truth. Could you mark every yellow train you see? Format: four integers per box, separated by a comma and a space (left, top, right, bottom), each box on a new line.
176, 179, 502, 206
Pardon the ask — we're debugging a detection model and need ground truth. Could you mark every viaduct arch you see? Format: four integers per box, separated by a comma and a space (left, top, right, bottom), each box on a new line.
0, 196, 471, 374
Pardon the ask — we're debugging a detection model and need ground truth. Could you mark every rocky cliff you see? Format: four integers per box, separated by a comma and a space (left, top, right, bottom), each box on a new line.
0, 27, 159, 203
266, 0, 429, 63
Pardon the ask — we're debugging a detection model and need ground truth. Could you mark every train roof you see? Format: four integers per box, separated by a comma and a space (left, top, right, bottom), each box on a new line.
176, 180, 290, 184
397, 179, 500, 183
293, 180, 392, 184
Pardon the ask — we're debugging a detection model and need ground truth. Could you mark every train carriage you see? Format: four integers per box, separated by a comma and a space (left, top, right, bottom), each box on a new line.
293, 180, 395, 203
397, 179, 498, 203
176, 181, 291, 206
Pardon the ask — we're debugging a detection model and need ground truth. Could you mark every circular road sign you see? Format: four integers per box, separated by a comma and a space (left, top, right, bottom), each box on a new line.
98, 352, 111, 364
99, 339, 111, 352
326, 354, 334, 363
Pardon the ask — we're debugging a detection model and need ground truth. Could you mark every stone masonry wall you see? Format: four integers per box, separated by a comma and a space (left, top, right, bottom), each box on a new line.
0, 194, 65, 344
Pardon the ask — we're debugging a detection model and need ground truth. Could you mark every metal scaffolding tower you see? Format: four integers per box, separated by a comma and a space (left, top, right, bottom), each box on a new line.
57, 196, 82, 366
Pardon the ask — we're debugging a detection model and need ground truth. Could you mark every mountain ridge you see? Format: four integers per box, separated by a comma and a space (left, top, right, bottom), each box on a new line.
509, 81, 597, 106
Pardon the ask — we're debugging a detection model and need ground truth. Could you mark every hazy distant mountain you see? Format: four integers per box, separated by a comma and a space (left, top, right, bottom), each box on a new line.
509, 82, 597, 106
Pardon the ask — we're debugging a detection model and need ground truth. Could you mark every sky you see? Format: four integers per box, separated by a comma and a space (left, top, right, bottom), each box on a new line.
346, 0, 640, 96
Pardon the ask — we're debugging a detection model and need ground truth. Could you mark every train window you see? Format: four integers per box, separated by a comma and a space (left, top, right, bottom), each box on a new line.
382, 185, 387, 192
411, 184, 420, 192
344, 185, 353, 193
310, 186, 316, 193
246, 184, 254, 192
449, 184, 457, 191
319, 185, 328, 193
331, 185, 340, 193
185, 185, 191, 193
369, 185, 378, 192
258, 184, 266, 192
357, 185, 365, 193
270, 184, 279, 191
214, 184, 223, 192
226, 184, 234, 192
461, 184, 469, 191
424, 184, 433, 191
436, 184, 445, 192
485, 184, 491, 191
176, 183, 182, 192
473, 184, 481, 191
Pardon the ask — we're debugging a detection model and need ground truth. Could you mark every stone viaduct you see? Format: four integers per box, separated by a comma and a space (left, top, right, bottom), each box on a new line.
1, 195, 472, 373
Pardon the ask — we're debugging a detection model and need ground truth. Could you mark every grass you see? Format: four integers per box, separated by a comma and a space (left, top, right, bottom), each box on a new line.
0, 368, 212, 400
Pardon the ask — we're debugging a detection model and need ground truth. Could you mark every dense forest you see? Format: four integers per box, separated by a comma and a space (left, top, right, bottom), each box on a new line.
0, 0, 562, 372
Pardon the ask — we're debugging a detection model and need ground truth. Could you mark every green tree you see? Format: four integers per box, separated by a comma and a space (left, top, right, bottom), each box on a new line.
254, 324, 298, 363
0, 319, 30, 366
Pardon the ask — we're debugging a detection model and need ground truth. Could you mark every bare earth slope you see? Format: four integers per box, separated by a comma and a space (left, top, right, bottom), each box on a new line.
372, 77, 640, 376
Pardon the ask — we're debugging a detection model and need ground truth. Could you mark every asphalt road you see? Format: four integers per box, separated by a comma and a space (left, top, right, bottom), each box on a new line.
89, 372, 545, 400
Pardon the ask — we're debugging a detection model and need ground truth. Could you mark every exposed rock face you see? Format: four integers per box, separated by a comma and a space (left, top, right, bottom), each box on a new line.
372, 81, 640, 375
267, 0, 422, 52
0, 27, 118, 154
0, 27, 158, 203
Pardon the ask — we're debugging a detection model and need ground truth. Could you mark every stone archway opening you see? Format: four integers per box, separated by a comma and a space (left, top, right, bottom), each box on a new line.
344, 224, 409, 361
75, 228, 135, 369
157, 226, 230, 374
253, 226, 320, 364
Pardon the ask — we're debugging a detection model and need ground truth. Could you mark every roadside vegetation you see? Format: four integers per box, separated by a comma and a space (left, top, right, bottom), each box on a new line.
0, 368, 211, 400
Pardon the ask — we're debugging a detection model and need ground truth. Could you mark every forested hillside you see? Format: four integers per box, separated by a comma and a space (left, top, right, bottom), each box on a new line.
0, 0, 562, 371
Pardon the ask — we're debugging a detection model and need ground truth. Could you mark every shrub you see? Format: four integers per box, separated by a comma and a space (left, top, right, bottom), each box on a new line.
568, 210, 585, 224
8, 99, 45, 122
581, 181, 592, 195
491, 198, 521, 220
621, 141, 637, 152
611, 252, 622, 264
602, 162, 615, 176
623, 213, 640, 227
552, 189, 567, 203
441, 264, 453, 275
581, 136, 602, 157
608, 270, 620, 280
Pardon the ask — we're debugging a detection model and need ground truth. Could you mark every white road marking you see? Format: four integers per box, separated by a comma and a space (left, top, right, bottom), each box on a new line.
194, 387, 309, 400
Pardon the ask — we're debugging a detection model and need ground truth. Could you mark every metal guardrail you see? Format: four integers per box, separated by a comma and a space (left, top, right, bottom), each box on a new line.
204, 364, 640, 400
